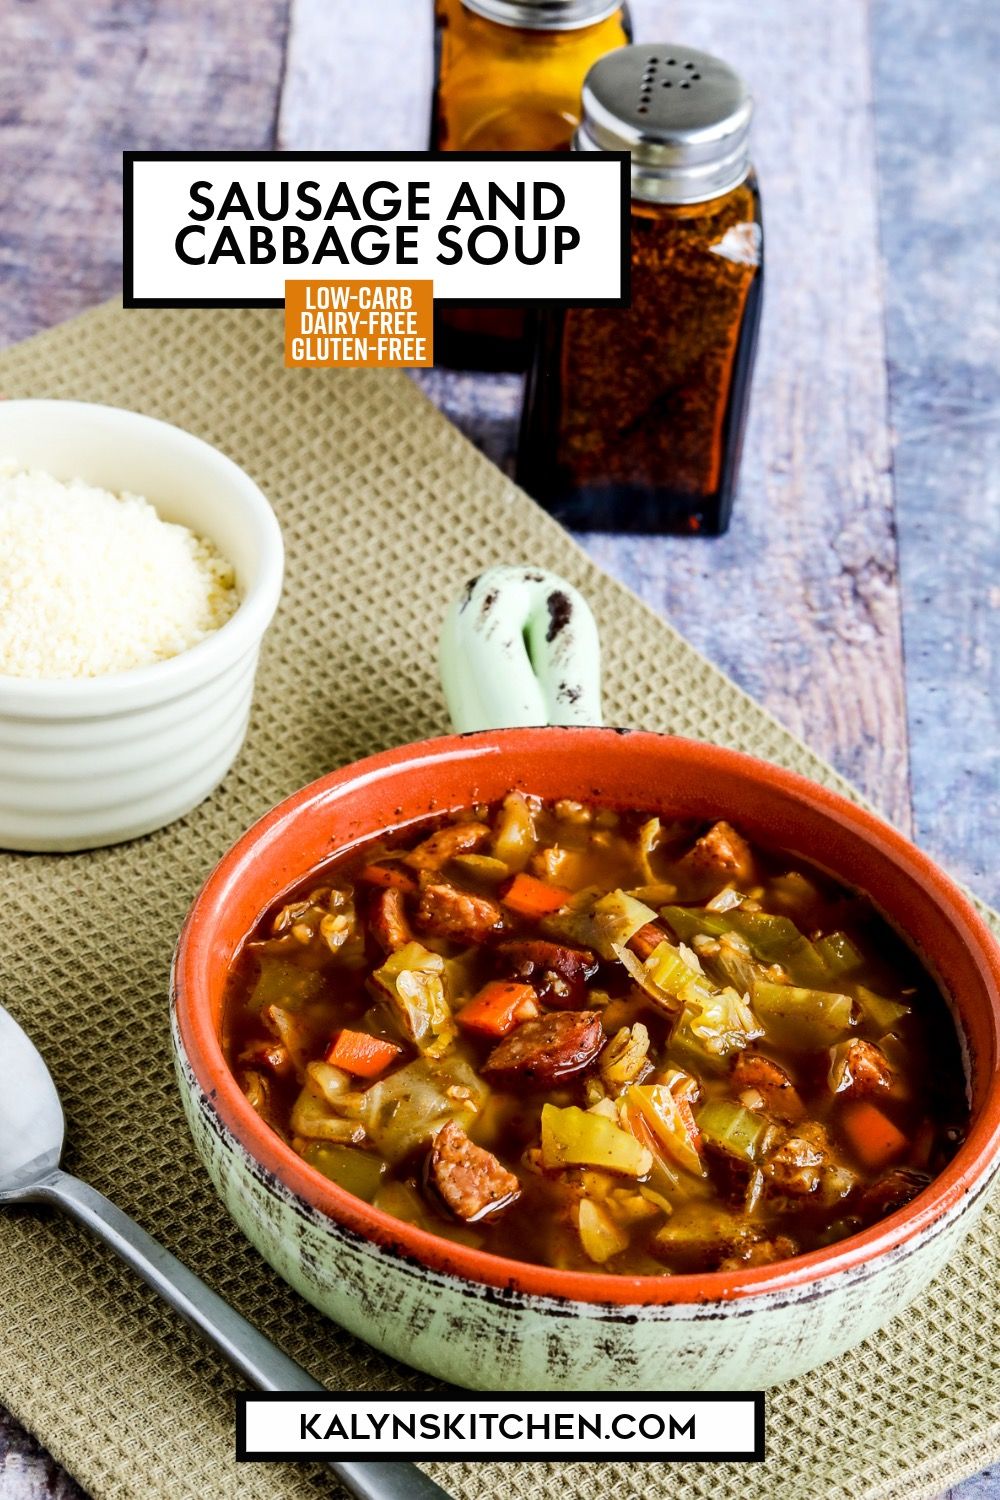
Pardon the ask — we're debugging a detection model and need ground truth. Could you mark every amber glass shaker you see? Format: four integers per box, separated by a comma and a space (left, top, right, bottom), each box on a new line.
432, 0, 632, 371
518, 44, 763, 534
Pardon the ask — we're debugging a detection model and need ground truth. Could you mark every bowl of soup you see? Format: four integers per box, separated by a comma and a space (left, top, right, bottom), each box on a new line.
170, 729, 1000, 1390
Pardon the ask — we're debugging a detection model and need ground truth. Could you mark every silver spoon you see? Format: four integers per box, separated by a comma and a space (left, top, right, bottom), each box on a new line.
0, 1005, 453, 1500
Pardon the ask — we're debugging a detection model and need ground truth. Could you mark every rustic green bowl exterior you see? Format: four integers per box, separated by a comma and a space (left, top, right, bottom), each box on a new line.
172, 1016, 992, 1391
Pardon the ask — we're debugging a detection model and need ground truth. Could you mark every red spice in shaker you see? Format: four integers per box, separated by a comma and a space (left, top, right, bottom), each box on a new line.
518, 44, 763, 533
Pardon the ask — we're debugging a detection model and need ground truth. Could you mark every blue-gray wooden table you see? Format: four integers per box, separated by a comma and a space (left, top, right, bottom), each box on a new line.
0, 0, 996, 1496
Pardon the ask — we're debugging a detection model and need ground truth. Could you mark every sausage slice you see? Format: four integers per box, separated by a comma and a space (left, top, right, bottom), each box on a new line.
414, 880, 505, 944
731, 1052, 805, 1122
684, 820, 754, 883
483, 1010, 604, 1088
430, 1121, 520, 1222
368, 887, 412, 953
857, 1165, 930, 1222
405, 822, 491, 871
495, 939, 598, 1007
630, 923, 666, 961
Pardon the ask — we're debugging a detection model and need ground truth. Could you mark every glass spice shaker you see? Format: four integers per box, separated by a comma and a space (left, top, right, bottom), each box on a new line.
432, 0, 632, 372
517, 43, 764, 534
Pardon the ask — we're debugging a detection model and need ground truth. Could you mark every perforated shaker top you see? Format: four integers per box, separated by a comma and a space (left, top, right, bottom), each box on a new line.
576, 43, 754, 204
461, 0, 623, 32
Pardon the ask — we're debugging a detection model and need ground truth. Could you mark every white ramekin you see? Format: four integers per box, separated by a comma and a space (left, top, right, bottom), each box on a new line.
0, 400, 283, 851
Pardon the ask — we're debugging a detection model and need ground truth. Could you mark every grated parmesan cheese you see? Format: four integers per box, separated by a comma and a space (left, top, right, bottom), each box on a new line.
0, 461, 240, 679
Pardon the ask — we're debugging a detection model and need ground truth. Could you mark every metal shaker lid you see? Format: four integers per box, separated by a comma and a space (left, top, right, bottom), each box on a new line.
576, 44, 754, 204
461, 0, 624, 31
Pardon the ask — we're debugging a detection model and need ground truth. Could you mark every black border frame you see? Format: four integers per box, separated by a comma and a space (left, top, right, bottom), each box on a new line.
234, 1390, 765, 1464
122, 150, 632, 310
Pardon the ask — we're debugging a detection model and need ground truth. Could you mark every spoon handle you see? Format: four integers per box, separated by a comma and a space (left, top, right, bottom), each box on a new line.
36, 1169, 454, 1500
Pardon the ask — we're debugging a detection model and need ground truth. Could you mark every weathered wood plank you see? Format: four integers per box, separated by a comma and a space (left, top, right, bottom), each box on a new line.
284, 0, 911, 828
0, 0, 291, 351
278, 0, 434, 150
583, 0, 909, 829
0, 1408, 86, 1500
870, 0, 1000, 906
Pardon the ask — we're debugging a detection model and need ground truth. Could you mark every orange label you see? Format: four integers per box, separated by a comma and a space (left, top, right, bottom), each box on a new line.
284, 280, 433, 368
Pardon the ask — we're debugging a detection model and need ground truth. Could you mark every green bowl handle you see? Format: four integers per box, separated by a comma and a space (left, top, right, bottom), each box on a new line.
439, 565, 603, 733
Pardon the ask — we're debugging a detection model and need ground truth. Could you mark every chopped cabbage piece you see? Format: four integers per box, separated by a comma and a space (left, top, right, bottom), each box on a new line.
636, 817, 663, 884
361, 1054, 487, 1162
600, 1024, 652, 1089
540, 1103, 653, 1177
291, 1087, 365, 1144
752, 980, 854, 1048
368, 941, 456, 1057
855, 985, 910, 1038
544, 889, 657, 960
578, 1198, 630, 1263
621, 1083, 704, 1178
492, 792, 537, 872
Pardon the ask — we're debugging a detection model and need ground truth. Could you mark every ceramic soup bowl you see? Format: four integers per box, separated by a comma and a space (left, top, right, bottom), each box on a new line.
171, 729, 1000, 1391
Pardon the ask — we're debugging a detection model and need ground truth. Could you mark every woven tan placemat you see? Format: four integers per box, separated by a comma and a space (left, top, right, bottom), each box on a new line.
0, 300, 997, 1500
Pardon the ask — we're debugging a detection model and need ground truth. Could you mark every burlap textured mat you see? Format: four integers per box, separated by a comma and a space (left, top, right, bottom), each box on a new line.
0, 301, 996, 1500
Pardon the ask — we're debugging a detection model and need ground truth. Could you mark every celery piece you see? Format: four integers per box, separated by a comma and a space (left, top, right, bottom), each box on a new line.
661, 905, 734, 943
855, 985, 911, 1037
368, 941, 456, 1057
696, 1098, 772, 1163
729, 912, 827, 983
752, 980, 853, 1048
301, 1142, 386, 1202
451, 853, 511, 883
540, 1103, 653, 1177
815, 931, 865, 976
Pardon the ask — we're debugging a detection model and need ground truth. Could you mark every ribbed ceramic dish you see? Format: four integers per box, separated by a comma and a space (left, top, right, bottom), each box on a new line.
0, 400, 283, 851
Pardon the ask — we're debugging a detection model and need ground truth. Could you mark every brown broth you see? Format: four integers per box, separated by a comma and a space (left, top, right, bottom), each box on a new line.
222, 799, 968, 1275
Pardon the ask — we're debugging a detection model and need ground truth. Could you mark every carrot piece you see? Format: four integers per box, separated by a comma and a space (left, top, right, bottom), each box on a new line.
501, 873, 573, 918
357, 863, 418, 895
324, 1029, 402, 1078
841, 1099, 908, 1170
456, 981, 540, 1037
